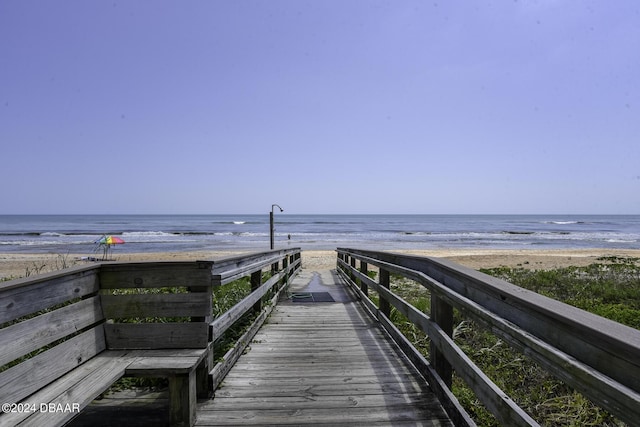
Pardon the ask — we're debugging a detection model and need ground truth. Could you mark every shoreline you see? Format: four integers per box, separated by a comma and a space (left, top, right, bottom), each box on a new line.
2, 248, 640, 281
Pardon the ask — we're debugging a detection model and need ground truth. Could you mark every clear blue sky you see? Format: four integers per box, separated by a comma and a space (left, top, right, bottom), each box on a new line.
2, 1, 639, 215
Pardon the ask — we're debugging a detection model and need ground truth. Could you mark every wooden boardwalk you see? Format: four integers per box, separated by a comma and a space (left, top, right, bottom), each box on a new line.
195, 269, 454, 426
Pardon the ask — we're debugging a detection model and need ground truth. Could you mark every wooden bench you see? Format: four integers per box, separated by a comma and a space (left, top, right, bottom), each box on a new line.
0, 261, 213, 427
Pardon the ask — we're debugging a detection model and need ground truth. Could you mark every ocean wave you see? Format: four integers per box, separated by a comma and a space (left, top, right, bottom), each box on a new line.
543, 221, 582, 225
310, 221, 363, 225
210, 221, 262, 225
214, 232, 266, 236
0, 239, 89, 246
121, 231, 175, 237
40, 232, 66, 237
400, 231, 432, 236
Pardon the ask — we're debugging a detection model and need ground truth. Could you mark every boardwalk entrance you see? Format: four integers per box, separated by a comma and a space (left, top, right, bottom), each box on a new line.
196, 269, 454, 426
7, 248, 636, 426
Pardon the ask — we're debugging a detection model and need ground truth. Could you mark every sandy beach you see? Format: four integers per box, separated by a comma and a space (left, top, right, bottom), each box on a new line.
303, 248, 640, 270
2, 248, 640, 281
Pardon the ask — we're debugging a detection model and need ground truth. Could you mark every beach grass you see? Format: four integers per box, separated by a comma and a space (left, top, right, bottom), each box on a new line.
387, 257, 639, 426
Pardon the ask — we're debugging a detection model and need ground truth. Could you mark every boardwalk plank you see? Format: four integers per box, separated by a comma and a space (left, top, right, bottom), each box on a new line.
206, 393, 439, 410
196, 406, 451, 426
214, 382, 435, 398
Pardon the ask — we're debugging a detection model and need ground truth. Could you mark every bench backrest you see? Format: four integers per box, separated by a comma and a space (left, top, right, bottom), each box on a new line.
1, 260, 214, 406
0, 265, 104, 404
98, 261, 213, 349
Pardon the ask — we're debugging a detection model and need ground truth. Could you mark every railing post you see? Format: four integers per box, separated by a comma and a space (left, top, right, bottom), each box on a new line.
288, 254, 295, 280
379, 268, 391, 318
431, 295, 453, 388
250, 270, 262, 314
360, 261, 369, 297
350, 256, 357, 282
282, 256, 289, 285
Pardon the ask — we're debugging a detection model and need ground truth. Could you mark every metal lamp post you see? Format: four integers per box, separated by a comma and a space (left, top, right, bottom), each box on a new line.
270, 204, 283, 249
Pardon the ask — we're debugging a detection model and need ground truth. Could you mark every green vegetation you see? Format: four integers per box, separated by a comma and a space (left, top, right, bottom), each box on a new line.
383, 257, 639, 427
109, 271, 270, 392
211, 275, 256, 362
482, 257, 640, 329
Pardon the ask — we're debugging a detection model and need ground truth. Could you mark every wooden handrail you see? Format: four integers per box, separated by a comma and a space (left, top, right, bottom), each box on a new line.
209, 253, 301, 341
0, 248, 301, 394
336, 248, 640, 427
209, 249, 299, 285
207, 248, 302, 390
209, 248, 301, 323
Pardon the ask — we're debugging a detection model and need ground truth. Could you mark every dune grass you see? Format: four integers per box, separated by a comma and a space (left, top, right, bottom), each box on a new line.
387, 256, 639, 426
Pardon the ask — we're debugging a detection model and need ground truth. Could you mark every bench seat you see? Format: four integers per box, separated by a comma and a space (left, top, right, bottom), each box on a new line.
123, 348, 210, 427
2, 348, 209, 427
126, 349, 209, 375
2, 350, 131, 427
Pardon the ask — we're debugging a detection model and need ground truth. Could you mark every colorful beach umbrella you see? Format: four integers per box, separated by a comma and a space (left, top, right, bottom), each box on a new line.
95, 235, 125, 245
94, 235, 125, 260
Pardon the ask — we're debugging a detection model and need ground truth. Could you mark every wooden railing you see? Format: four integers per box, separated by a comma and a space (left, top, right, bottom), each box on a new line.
0, 248, 301, 426
93, 247, 303, 392
207, 248, 301, 389
336, 248, 640, 427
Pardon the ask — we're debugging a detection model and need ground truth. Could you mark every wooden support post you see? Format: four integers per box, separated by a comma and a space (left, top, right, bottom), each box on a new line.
350, 256, 357, 282
360, 261, 369, 297
250, 270, 262, 314
282, 256, 289, 285
379, 268, 391, 318
431, 295, 454, 388
169, 370, 196, 427
205, 344, 214, 393
188, 262, 213, 324
196, 357, 210, 399
288, 254, 295, 281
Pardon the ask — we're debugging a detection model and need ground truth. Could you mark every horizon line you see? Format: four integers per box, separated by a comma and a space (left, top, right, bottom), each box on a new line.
1, 212, 638, 216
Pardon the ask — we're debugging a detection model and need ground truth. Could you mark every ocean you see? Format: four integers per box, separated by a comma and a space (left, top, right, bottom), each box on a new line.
0, 214, 638, 254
